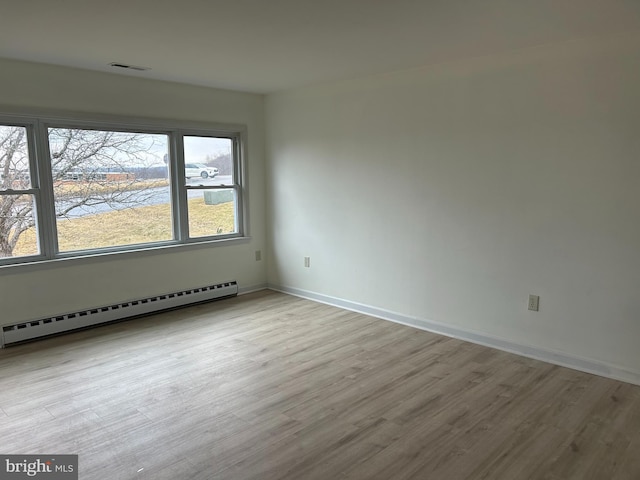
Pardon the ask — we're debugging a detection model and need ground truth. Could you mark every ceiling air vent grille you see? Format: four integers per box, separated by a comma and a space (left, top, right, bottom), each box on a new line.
108, 62, 151, 71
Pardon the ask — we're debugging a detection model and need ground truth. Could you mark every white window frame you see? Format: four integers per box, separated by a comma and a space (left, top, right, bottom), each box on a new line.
0, 109, 248, 268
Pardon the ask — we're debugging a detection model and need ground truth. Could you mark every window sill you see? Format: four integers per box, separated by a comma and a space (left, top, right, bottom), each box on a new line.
0, 236, 252, 275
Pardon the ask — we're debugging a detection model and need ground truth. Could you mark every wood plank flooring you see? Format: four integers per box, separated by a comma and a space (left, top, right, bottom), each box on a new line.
1, 290, 639, 479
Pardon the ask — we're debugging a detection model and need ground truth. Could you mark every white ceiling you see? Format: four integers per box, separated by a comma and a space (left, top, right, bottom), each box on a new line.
1, 0, 639, 94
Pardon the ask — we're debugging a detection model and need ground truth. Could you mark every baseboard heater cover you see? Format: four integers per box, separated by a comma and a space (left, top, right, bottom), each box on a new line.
1, 281, 238, 347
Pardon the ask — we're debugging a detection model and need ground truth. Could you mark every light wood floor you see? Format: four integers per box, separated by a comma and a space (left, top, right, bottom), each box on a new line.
1, 290, 639, 480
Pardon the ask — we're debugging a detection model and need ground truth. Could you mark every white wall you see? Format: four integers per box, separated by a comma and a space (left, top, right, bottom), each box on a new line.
266, 33, 640, 381
0, 58, 267, 324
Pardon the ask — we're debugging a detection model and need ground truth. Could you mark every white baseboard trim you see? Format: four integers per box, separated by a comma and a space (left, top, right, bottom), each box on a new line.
268, 284, 640, 387
238, 283, 269, 296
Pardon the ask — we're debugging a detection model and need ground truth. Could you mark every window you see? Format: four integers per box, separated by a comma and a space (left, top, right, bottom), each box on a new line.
0, 123, 40, 259
49, 127, 173, 252
184, 136, 239, 238
0, 113, 246, 266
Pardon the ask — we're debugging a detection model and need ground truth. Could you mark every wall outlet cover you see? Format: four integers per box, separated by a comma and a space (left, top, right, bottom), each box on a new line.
528, 294, 540, 312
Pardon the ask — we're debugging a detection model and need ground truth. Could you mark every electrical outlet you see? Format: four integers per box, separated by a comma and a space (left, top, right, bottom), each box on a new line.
528, 294, 540, 312
255, 250, 262, 261
304, 256, 310, 268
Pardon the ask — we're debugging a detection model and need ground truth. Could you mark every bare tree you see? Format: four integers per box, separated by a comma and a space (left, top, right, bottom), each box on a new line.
205, 151, 232, 175
0, 126, 166, 257
0, 126, 31, 256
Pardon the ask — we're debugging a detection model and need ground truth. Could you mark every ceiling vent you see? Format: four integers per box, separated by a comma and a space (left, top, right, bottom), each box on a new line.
109, 62, 151, 71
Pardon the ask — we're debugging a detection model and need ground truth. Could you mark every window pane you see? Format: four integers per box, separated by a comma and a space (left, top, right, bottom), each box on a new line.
49, 128, 173, 252
0, 125, 32, 190
187, 188, 237, 238
184, 136, 233, 186
0, 194, 39, 257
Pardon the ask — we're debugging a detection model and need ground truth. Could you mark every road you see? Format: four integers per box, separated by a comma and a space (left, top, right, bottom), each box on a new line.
57, 176, 232, 218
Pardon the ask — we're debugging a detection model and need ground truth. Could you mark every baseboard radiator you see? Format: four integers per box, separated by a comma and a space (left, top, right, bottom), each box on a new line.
1, 281, 238, 347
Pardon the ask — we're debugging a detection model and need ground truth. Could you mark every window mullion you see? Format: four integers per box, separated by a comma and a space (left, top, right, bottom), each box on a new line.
171, 133, 189, 242
234, 136, 245, 237
32, 121, 58, 259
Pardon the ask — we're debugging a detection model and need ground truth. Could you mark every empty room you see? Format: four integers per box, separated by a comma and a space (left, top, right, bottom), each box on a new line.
1, 1, 640, 479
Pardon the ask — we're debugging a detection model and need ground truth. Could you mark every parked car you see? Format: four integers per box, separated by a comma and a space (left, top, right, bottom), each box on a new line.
185, 163, 218, 179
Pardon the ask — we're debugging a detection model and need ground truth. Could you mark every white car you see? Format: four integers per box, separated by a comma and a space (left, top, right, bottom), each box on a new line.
185, 163, 218, 179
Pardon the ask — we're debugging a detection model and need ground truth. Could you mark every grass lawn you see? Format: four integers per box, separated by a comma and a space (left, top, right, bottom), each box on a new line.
54, 179, 170, 198
13, 198, 235, 256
